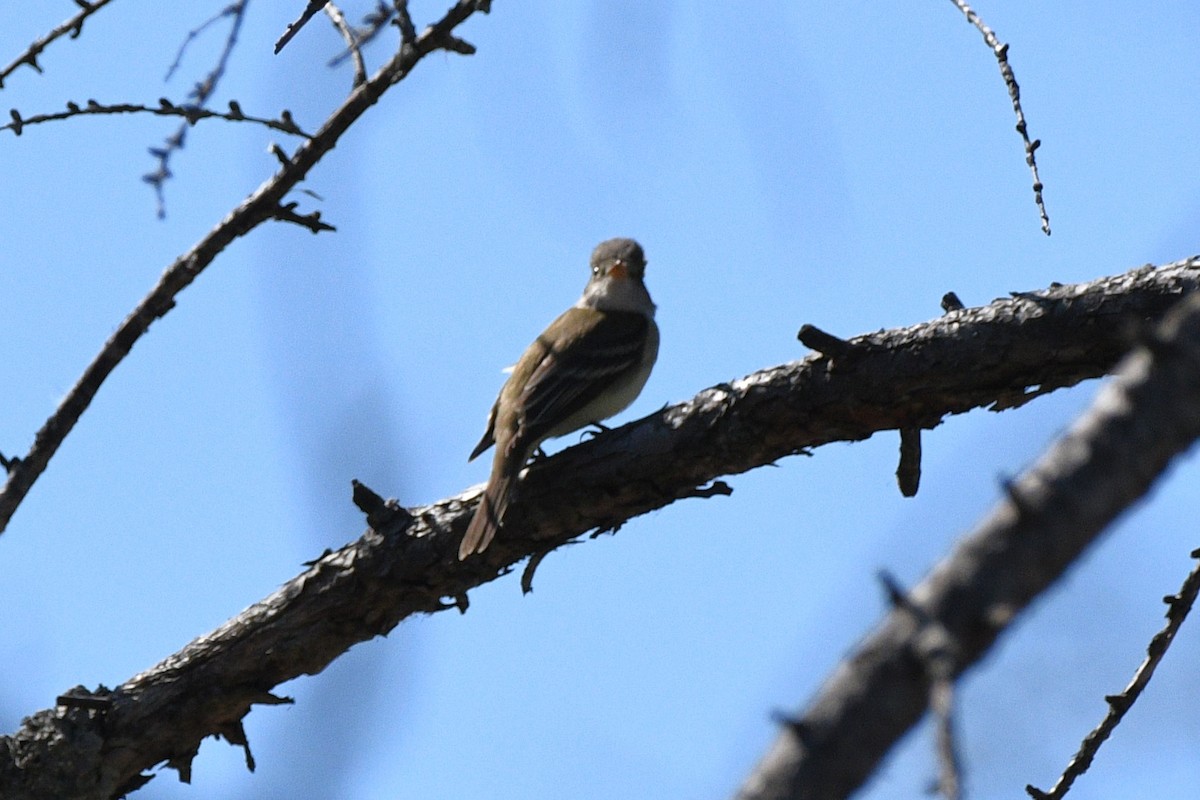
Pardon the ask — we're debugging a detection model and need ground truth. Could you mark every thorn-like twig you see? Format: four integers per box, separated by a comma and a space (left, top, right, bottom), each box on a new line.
770, 710, 814, 746
941, 292, 965, 312
797, 324, 855, 358
268, 142, 292, 167
682, 480, 733, 500
440, 34, 477, 55
877, 570, 920, 615
521, 549, 550, 594
1026, 551, 1200, 800
0, 0, 117, 91
896, 427, 922, 497
948, 0, 1051, 235
272, 202, 337, 233
351, 479, 413, 531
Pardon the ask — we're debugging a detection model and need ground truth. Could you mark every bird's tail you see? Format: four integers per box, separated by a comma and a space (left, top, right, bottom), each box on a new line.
459, 466, 514, 560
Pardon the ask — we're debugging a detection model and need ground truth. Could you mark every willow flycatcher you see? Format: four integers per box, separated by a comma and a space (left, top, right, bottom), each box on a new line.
460, 238, 659, 560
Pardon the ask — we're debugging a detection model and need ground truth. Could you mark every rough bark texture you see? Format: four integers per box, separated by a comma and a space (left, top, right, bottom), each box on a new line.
2, 257, 1198, 798
734, 284, 1200, 800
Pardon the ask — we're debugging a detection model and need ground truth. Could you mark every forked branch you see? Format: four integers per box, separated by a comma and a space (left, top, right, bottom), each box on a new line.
0, 0, 486, 537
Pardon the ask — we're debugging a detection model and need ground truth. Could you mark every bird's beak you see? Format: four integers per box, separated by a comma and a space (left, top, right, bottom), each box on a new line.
609, 259, 629, 280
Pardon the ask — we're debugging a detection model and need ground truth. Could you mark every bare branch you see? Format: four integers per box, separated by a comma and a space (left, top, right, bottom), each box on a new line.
328, 2, 395, 67
0, 0, 486, 538
1027, 551, 1200, 800
393, 0, 417, 45
734, 289, 1200, 800
270, 201, 336, 233
275, 0, 331, 54
163, 2, 240, 82
325, 2, 367, 87
2, 98, 311, 138
0, 0, 118, 90
4, 260, 1200, 796
949, 0, 1051, 235
148, 1, 249, 217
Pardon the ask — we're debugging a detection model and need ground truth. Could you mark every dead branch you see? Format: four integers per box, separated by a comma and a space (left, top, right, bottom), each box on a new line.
146, 1, 248, 217
948, 0, 1051, 234
3, 258, 1200, 798
1027, 551, 1200, 799
0, 0, 119, 90
0, 0, 487, 538
2, 98, 310, 138
733, 288, 1200, 800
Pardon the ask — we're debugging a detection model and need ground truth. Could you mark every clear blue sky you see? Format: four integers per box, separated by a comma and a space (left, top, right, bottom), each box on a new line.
2, 2, 1199, 798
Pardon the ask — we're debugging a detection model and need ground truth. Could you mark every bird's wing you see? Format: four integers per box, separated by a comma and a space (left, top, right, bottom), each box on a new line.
517, 307, 649, 444
468, 398, 498, 461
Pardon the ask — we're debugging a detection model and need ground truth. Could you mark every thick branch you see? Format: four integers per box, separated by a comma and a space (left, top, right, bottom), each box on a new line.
0, 0, 485, 537
734, 289, 1200, 799
2, 258, 1199, 798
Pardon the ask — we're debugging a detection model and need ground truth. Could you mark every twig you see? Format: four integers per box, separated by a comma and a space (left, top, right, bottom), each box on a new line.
1026, 550, 1200, 800
163, 3, 239, 82
930, 676, 963, 800
0, 0, 486, 537
325, 2, 367, 87
896, 427, 921, 497
146, 1, 249, 218
328, 2, 395, 67
3, 98, 310, 138
271, 201, 336, 233
0, 0, 118, 90
880, 572, 963, 799
948, 0, 1051, 235
735, 290, 1200, 799
393, 0, 417, 44
521, 549, 550, 594
797, 324, 855, 359
275, 0, 331, 54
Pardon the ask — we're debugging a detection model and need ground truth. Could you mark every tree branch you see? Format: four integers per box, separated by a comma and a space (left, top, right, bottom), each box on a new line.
1027, 550, 1200, 799
275, 0, 331, 54
948, 0, 1051, 234
2, 98, 311, 138
0, 0, 119, 90
0, 0, 486, 538
733, 286, 1200, 799
328, 2, 396, 68
3, 257, 1199, 797
324, 2, 368, 88
145, 0, 249, 217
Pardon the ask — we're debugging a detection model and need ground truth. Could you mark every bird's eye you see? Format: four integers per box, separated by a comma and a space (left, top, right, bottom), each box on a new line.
592, 266, 601, 276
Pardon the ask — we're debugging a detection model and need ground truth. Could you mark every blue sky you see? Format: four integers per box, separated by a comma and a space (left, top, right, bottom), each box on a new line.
2, 2, 1200, 798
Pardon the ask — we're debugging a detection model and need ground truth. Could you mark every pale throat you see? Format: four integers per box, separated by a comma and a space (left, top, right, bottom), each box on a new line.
576, 276, 656, 316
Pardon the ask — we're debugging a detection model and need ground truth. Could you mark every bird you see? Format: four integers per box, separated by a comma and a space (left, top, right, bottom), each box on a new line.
459, 238, 659, 560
